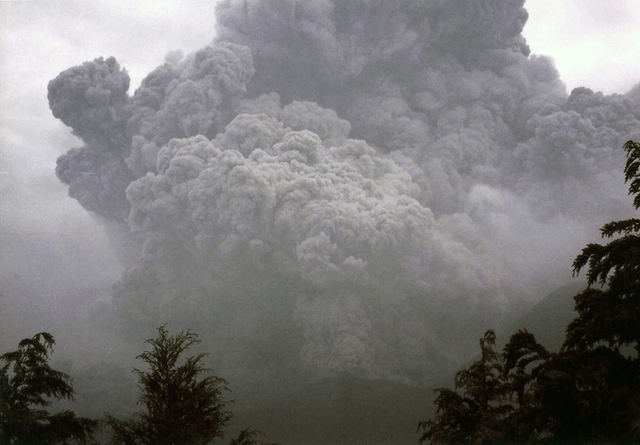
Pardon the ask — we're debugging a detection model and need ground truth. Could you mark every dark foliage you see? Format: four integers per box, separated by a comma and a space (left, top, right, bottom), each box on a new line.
418, 330, 506, 444
533, 347, 638, 443
228, 427, 280, 445
418, 329, 549, 444
105, 326, 232, 445
0, 332, 98, 445
419, 141, 640, 444
568, 140, 640, 355
558, 138, 640, 443
499, 330, 549, 443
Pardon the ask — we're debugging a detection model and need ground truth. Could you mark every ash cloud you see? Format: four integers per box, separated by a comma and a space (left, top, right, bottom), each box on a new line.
48, 0, 640, 382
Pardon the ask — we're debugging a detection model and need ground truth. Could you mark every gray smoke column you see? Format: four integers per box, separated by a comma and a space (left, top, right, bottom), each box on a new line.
48, 0, 640, 382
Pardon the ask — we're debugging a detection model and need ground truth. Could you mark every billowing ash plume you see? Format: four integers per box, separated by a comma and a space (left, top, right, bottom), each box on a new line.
49, 57, 133, 221
48, 0, 640, 382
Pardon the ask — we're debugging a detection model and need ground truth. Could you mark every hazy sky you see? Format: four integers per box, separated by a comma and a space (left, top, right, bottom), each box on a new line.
0, 0, 639, 353
523, 0, 640, 95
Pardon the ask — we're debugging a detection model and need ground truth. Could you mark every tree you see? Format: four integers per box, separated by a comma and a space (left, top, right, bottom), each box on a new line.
105, 326, 232, 445
227, 427, 280, 445
499, 329, 549, 443
419, 329, 554, 444
419, 140, 640, 444
553, 138, 640, 443
569, 140, 640, 355
419, 330, 506, 444
0, 332, 98, 445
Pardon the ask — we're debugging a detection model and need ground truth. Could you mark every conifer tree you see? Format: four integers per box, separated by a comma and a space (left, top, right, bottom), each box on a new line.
105, 326, 232, 445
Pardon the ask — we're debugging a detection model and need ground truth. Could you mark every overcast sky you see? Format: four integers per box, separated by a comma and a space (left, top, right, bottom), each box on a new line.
0, 0, 639, 352
523, 0, 640, 95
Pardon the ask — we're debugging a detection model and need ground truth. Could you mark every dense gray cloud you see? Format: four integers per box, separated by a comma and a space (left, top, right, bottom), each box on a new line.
48, 0, 640, 382
48, 57, 133, 221
121, 125, 494, 376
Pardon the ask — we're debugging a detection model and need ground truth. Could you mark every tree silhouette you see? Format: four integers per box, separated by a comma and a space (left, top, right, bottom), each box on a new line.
499, 329, 549, 443
419, 141, 640, 444
553, 138, 640, 442
228, 427, 280, 445
105, 326, 232, 445
0, 332, 98, 445
569, 140, 640, 355
418, 330, 506, 444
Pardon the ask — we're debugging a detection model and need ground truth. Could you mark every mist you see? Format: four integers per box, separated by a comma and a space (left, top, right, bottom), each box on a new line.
2, 0, 640, 443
